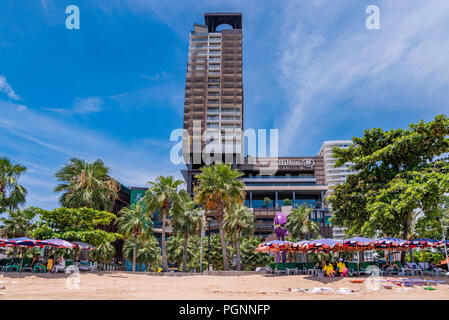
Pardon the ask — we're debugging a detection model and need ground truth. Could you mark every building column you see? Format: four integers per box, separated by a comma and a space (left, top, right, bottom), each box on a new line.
292, 191, 296, 208
320, 191, 324, 209
249, 191, 252, 208
275, 191, 278, 208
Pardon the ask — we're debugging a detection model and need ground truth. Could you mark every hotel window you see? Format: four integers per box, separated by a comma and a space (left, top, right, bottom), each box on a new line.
208, 84, 220, 89
207, 99, 219, 104
207, 107, 219, 113
207, 123, 219, 128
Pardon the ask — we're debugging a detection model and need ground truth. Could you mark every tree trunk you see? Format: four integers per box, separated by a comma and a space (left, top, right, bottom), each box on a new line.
132, 235, 137, 272
13, 246, 17, 259
182, 233, 189, 272
401, 211, 412, 265
161, 205, 168, 272
236, 231, 241, 271
217, 218, 229, 271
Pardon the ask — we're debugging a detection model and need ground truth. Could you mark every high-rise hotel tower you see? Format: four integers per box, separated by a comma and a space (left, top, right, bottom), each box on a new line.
182, 13, 244, 194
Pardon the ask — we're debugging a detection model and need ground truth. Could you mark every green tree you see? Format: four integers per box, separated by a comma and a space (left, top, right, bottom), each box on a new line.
90, 242, 115, 263
207, 233, 234, 270
31, 207, 122, 246
116, 203, 153, 272
124, 235, 161, 272
263, 197, 272, 207
0, 208, 36, 258
166, 234, 187, 267
241, 237, 271, 270
54, 158, 119, 211
170, 200, 204, 272
0, 157, 27, 214
194, 164, 245, 271
223, 205, 255, 270
142, 176, 188, 272
285, 205, 319, 240
328, 115, 449, 264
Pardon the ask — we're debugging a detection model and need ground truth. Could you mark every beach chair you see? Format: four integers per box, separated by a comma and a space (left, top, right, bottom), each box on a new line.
275, 263, 286, 275
89, 261, 97, 272
286, 263, 298, 275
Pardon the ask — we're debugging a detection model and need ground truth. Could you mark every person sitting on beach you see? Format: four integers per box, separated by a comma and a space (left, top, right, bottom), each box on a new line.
53, 256, 65, 273
47, 255, 54, 272
337, 258, 347, 277
323, 261, 334, 277
429, 259, 436, 270
30, 254, 43, 268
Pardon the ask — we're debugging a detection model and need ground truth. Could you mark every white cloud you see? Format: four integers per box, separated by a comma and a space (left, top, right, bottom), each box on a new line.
43, 96, 103, 114
0, 99, 183, 209
275, 1, 449, 154
0, 75, 21, 100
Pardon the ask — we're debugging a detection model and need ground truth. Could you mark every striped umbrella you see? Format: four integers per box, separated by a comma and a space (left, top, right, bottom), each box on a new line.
292, 240, 312, 252
304, 238, 342, 252
72, 241, 95, 250
8, 237, 49, 248
0, 238, 12, 247
370, 237, 406, 249
434, 240, 449, 248
402, 238, 438, 271
7, 237, 50, 273
44, 238, 75, 249
339, 237, 375, 271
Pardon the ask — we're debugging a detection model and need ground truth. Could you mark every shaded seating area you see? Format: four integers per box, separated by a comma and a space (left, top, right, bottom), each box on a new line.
257, 236, 449, 277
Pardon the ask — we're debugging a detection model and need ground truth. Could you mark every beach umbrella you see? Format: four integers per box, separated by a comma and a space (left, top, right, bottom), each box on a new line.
433, 240, 449, 248
7, 237, 50, 272
370, 237, 406, 249
72, 241, 95, 250
261, 240, 293, 252
0, 238, 12, 247
72, 241, 95, 262
402, 238, 438, 271
339, 237, 375, 272
44, 238, 75, 249
304, 238, 342, 252
370, 237, 406, 266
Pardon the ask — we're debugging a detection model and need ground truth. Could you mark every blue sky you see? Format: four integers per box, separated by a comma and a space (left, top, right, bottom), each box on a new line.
1, 0, 448, 210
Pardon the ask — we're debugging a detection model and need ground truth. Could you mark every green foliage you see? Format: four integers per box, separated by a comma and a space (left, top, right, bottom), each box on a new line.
90, 242, 115, 263
142, 175, 188, 271
207, 233, 234, 271
31, 207, 121, 246
194, 164, 245, 270
54, 158, 119, 211
242, 237, 270, 270
116, 203, 153, 240
285, 205, 319, 240
0, 157, 27, 214
282, 198, 291, 206
0, 207, 36, 238
415, 196, 449, 239
263, 197, 272, 207
223, 205, 255, 241
328, 115, 449, 240
124, 235, 161, 271
406, 250, 444, 263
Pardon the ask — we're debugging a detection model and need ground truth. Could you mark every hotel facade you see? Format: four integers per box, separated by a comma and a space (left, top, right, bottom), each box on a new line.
180, 13, 337, 240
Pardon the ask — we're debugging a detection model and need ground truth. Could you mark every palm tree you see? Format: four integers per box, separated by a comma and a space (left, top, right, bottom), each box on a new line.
224, 205, 255, 270
90, 242, 115, 263
0, 157, 27, 213
171, 200, 204, 272
124, 235, 161, 272
194, 164, 245, 271
285, 205, 319, 263
0, 208, 36, 258
142, 176, 188, 272
54, 158, 119, 211
116, 203, 153, 272
285, 204, 319, 240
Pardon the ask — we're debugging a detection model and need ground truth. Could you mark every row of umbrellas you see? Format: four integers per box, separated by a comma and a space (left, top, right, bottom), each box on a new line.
256, 237, 448, 253
0, 237, 94, 250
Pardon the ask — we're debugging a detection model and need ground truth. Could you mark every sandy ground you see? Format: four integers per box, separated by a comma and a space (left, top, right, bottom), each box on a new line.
0, 271, 448, 300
